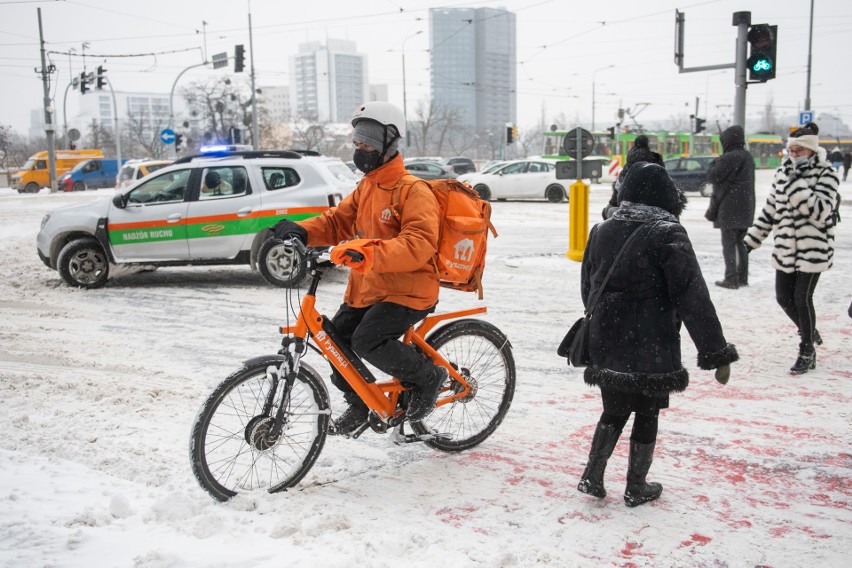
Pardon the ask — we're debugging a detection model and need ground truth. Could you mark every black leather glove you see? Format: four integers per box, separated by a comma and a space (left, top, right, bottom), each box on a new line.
272, 219, 308, 245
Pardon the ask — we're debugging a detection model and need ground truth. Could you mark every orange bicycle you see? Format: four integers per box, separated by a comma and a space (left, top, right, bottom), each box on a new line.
190, 241, 516, 501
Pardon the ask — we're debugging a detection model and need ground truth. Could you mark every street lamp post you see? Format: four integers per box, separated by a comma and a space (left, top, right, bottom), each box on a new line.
401, 30, 422, 148
591, 64, 614, 131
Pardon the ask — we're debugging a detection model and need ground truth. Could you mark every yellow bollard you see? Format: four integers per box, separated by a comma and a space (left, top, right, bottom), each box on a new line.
566, 179, 589, 261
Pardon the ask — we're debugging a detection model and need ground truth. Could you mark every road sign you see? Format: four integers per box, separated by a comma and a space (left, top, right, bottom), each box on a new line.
562, 128, 595, 160
160, 128, 176, 144
799, 111, 813, 126
212, 52, 228, 69
556, 159, 605, 180
67, 128, 81, 142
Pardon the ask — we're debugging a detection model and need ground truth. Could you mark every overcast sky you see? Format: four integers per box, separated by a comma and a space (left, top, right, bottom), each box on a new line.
2, 0, 850, 137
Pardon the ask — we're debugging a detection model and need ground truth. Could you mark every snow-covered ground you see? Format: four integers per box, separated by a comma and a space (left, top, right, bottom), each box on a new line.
1, 171, 850, 567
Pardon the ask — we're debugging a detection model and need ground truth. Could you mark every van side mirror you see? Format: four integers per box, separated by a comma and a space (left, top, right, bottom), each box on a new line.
112, 193, 127, 209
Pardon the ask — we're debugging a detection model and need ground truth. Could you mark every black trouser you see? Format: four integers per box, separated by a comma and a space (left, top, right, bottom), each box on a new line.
775, 270, 821, 349
600, 411, 659, 444
721, 227, 749, 283
329, 302, 435, 407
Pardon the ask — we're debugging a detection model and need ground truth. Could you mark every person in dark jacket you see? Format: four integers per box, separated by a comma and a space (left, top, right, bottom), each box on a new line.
842, 151, 852, 182
577, 162, 738, 507
602, 135, 664, 219
705, 125, 756, 289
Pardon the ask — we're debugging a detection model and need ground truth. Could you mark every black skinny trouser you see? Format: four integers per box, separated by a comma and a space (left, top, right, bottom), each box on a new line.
600, 411, 659, 444
775, 270, 821, 348
721, 228, 749, 283
329, 302, 435, 407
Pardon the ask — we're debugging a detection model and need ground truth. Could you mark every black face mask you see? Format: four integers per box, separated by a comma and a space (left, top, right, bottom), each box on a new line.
353, 148, 384, 174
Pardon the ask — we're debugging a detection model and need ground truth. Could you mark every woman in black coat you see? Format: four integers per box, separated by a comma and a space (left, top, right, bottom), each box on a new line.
577, 162, 739, 507
705, 125, 756, 288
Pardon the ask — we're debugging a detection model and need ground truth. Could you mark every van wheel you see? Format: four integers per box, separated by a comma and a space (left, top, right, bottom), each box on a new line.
546, 185, 566, 203
258, 238, 308, 288
25, 183, 39, 194
72, 181, 86, 192
473, 184, 491, 201
57, 238, 110, 288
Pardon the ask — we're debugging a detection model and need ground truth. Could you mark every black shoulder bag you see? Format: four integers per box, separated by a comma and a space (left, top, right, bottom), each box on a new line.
557, 221, 652, 367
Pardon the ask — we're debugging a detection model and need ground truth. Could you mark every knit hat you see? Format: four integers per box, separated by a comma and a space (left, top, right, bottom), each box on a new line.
353, 119, 399, 152
787, 122, 820, 153
634, 135, 650, 149
618, 162, 686, 216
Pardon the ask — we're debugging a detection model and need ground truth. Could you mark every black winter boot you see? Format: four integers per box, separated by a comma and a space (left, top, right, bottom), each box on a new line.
624, 440, 663, 507
790, 344, 817, 375
407, 366, 448, 421
577, 423, 622, 498
331, 402, 369, 437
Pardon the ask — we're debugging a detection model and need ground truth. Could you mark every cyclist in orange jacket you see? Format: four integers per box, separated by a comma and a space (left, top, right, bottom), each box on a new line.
272, 101, 448, 435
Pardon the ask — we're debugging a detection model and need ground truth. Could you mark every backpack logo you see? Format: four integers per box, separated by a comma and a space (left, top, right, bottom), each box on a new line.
454, 238, 475, 261
380, 208, 393, 223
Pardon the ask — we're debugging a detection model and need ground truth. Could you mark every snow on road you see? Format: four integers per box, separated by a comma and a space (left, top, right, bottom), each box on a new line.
0, 172, 850, 567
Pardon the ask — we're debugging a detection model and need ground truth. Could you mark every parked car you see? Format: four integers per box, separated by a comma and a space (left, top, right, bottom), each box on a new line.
37, 150, 358, 289
58, 158, 127, 192
405, 160, 457, 180
11, 149, 103, 193
664, 156, 716, 196
442, 157, 476, 175
116, 159, 174, 189
464, 159, 567, 203
457, 161, 506, 183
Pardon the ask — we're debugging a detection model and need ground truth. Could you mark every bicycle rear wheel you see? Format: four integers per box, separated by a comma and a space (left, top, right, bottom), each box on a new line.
190, 357, 330, 501
411, 320, 515, 451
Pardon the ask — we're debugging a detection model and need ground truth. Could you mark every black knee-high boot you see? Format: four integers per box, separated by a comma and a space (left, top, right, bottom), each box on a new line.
624, 440, 663, 507
577, 423, 622, 498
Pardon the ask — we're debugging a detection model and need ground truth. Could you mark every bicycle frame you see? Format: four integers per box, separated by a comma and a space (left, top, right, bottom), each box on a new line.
279, 269, 485, 422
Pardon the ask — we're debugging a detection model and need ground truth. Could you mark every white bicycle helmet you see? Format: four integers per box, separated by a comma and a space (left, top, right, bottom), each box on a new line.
351, 101, 406, 139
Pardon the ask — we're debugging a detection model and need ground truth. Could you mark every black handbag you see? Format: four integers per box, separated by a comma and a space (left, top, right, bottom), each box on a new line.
558, 221, 653, 368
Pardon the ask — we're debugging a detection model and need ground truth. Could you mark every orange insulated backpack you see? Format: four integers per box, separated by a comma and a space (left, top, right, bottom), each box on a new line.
395, 174, 498, 299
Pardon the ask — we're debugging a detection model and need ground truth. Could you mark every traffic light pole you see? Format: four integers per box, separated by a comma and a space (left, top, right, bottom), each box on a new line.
675, 10, 748, 128
36, 8, 58, 193
102, 77, 122, 178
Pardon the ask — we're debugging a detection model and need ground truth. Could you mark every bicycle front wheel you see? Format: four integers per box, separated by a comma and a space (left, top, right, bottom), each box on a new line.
411, 320, 515, 451
190, 358, 330, 501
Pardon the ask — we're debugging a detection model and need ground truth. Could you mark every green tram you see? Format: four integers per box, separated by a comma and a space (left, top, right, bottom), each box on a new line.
543, 130, 784, 169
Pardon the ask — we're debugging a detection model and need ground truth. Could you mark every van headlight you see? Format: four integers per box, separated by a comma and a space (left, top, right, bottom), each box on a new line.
40, 214, 50, 230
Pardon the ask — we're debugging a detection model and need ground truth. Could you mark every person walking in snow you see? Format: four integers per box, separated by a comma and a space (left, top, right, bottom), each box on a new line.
842, 150, 851, 182
745, 122, 840, 375
704, 125, 756, 289
270, 101, 448, 434
577, 162, 739, 507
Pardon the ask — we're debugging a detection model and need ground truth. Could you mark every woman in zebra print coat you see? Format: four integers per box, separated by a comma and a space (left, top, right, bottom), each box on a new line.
744, 122, 840, 375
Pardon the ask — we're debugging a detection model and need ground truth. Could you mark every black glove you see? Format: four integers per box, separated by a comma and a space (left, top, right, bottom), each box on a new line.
272, 219, 308, 244
715, 364, 730, 385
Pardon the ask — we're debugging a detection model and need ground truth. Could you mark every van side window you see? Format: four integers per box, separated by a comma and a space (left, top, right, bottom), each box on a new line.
263, 167, 300, 190
35, 160, 47, 170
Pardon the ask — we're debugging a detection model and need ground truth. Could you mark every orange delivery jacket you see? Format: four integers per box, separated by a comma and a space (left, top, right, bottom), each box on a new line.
298, 153, 441, 310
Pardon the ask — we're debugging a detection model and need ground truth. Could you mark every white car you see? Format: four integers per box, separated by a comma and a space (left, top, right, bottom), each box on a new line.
464, 159, 567, 203
37, 151, 357, 288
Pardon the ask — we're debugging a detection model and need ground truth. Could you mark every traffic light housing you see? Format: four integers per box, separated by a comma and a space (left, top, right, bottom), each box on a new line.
606, 126, 616, 139
234, 44, 245, 73
747, 24, 777, 82
96, 65, 107, 90
694, 117, 706, 133
506, 125, 514, 144
79, 72, 89, 94
175, 134, 184, 152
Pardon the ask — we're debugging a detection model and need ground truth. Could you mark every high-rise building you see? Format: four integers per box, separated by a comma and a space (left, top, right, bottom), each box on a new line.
430, 7, 516, 135
260, 85, 291, 124
289, 39, 368, 123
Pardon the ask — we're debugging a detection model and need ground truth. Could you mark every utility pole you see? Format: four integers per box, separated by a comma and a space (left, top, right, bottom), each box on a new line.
804, 0, 814, 111
248, 1, 259, 150
36, 8, 58, 193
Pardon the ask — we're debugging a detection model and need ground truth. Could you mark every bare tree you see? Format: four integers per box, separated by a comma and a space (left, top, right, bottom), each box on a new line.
182, 77, 255, 147
125, 110, 168, 158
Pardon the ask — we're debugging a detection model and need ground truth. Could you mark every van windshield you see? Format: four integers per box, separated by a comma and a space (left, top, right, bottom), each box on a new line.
22, 159, 35, 170
70, 161, 90, 172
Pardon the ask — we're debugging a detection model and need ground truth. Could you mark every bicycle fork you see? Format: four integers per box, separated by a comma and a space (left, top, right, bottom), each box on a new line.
263, 337, 309, 439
